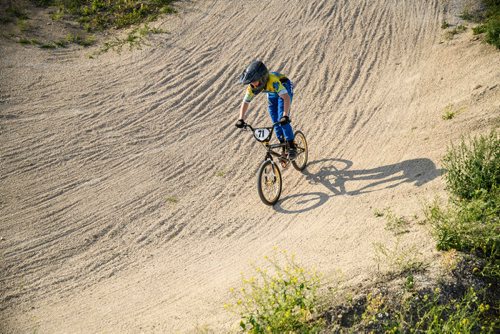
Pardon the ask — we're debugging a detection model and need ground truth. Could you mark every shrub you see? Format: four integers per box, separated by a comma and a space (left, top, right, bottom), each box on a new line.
225, 250, 324, 333
426, 130, 499, 279
485, 13, 500, 48
482, 0, 500, 48
425, 191, 499, 258
442, 131, 499, 201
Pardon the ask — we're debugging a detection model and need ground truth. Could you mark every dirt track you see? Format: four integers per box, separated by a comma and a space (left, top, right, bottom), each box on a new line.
1, 0, 499, 332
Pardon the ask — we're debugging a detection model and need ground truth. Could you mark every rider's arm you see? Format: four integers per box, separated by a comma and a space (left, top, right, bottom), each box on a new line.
239, 101, 250, 120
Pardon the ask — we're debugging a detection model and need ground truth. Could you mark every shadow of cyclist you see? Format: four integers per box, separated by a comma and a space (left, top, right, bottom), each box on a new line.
304, 158, 444, 196
275, 158, 443, 214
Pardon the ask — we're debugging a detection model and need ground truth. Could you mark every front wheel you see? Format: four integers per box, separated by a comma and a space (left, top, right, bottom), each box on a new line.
292, 130, 308, 171
257, 160, 282, 205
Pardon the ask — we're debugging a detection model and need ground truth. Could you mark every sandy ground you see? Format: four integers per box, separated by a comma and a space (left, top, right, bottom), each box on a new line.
1, 0, 499, 332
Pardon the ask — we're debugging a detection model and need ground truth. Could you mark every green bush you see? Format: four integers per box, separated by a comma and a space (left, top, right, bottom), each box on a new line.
225, 250, 324, 333
425, 191, 499, 258
442, 131, 499, 201
485, 13, 500, 48
427, 130, 499, 279
483, 0, 500, 48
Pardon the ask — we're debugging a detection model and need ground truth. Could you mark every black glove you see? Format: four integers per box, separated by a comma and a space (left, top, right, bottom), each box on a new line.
279, 115, 290, 125
235, 119, 245, 128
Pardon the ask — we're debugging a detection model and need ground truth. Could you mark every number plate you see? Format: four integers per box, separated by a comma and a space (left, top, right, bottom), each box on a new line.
254, 128, 271, 142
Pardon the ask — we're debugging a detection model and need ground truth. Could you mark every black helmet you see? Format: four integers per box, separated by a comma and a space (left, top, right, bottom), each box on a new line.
239, 60, 269, 93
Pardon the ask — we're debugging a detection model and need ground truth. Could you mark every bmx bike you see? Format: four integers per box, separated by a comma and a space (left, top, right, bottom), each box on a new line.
240, 121, 308, 205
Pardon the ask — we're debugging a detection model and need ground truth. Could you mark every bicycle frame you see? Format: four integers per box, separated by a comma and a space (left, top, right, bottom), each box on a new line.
244, 122, 303, 164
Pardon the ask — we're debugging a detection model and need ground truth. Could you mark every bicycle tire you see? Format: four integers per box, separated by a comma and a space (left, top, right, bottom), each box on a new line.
256, 160, 282, 205
292, 130, 308, 171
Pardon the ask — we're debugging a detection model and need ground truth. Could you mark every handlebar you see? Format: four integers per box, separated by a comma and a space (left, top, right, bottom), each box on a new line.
241, 121, 283, 131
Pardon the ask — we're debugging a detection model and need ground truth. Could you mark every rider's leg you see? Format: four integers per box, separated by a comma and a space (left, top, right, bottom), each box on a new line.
268, 95, 285, 143
277, 81, 296, 158
277, 81, 295, 142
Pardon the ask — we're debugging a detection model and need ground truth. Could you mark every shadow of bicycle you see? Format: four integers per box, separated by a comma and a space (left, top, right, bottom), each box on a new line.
275, 158, 443, 214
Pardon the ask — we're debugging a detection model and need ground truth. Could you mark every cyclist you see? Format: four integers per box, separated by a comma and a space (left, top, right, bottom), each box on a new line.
235, 60, 297, 159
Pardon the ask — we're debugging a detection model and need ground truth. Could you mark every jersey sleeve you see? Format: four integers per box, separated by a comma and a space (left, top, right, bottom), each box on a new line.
243, 85, 255, 103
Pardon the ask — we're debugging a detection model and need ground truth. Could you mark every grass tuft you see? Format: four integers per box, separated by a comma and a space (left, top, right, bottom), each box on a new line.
373, 239, 426, 275
442, 104, 456, 120
384, 209, 411, 235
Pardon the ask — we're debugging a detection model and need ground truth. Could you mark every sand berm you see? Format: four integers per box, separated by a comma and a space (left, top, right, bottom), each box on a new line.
1, 0, 499, 332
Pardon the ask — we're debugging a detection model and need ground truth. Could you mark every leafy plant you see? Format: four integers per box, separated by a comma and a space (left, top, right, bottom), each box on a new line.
225, 249, 324, 333
424, 191, 499, 278
442, 131, 499, 201
469, 0, 500, 48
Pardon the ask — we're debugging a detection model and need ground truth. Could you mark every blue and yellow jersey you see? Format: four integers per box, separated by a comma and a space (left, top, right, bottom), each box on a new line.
243, 72, 290, 103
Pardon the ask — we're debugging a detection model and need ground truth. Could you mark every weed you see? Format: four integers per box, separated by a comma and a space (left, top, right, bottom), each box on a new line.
225, 249, 324, 333
442, 104, 456, 120
373, 208, 385, 218
404, 273, 415, 291
460, 9, 474, 21
384, 209, 410, 235
18, 37, 40, 45
441, 20, 450, 29
47, 0, 177, 31
413, 287, 497, 333
6, 6, 29, 20
473, 24, 488, 35
442, 130, 499, 201
373, 239, 426, 275
362, 292, 388, 323
55, 39, 68, 47
50, 8, 64, 21
215, 170, 226, 177
91, 24, 165, 56
66, 33, 95, 46
425, 130, 499, 279
17, 19, 31, 33
424, 191, 499, 279
445, 25, 468, 40
39, 42, 57, 49
484, 13, 500, 48
470, 0, 500, 48
440, 249, 459, 273
166, 196, 178, 204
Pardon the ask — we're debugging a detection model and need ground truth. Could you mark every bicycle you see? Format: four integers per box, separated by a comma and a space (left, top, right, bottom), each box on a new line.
240, 121, 308, 205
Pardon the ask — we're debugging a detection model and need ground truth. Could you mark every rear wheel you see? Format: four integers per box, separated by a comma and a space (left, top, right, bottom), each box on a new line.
292, 130, 308, 171
257, 160, 282, 205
